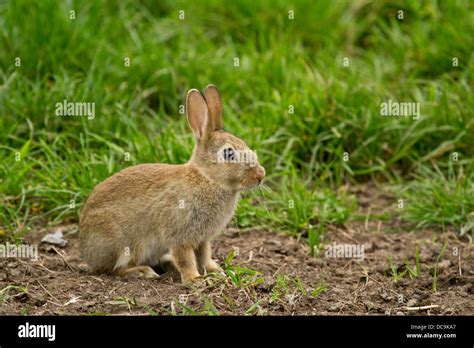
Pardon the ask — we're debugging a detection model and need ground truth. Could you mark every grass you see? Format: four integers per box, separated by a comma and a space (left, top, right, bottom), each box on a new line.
223, 250, 264, 288
383, 241, 453, 293
170, 296, 219, 316
0, 284, 29, 314
387, 256, 407, 282
432, 241, 448, 292
405, 245, 421, 280
107, 296, 138, 312
386, 246, 421, 283
395, 162, 474, 234
0, 0, 473, 247
310, 281, 328, 298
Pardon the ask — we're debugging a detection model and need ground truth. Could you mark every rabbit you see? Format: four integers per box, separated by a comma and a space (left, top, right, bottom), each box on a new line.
79, 85, 266, 284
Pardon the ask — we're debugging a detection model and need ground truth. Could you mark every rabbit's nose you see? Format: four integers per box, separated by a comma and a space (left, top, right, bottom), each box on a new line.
255, 166, 266, 182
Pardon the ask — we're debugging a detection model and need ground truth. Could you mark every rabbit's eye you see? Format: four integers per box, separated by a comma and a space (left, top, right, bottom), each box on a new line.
223, 147, 235, 161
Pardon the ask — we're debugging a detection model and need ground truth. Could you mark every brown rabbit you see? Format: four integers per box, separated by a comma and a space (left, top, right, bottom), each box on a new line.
79, 85, 265, 284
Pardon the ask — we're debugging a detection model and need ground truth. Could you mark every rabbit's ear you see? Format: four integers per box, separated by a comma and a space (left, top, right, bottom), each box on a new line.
203, 85, 223, 131
186, 89, 209, 140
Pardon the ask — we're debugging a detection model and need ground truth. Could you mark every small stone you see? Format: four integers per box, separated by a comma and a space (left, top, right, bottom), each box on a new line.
41, 230, 67, 247
407, 299, 418, 307
380, 292, 393, 301
10, 268, 21, 277
396, 311, 405, 316
437, 259, 451, 269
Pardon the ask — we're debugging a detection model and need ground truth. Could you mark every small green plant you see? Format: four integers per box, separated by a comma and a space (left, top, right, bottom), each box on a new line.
311, 281, 328, 298
387, 257, 407, 282
405, 245, 421, 279
172, 295, 219, 316
172, 302, 197, 315
292, 276, 308, 297
0, 285, 29, 304
432, 241, 448, 292
308, 224, 325, 257
269, 275, 290, 303
201, 296, 219, 316
108, 296, 138, 311
223, 250, 263, 288
245, 300, 264, 315
20, 304, 32, 315
142, 304, 158, 316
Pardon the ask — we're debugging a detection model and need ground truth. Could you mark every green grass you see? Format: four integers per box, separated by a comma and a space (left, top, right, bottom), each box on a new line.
432, 241, 448, 292
395, 162, 474, 234
310, 281, 328, 298
405, 245, 421, 279
170, 295, 219, 316
0, 0, 473, 245
223, 250, 264, 288
234, 167, 356, 243
0, 284, 29, 313
387, 256, 407, 282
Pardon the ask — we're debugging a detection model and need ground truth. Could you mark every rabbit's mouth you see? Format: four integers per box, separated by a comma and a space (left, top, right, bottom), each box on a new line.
239, 167, 266, 190
238, 179, 261, 190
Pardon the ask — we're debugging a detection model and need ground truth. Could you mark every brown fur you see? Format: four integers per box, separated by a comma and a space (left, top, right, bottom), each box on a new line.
79, 85, 265, 284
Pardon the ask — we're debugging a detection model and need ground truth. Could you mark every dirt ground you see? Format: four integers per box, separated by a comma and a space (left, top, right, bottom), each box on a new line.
1, 186, 472, 315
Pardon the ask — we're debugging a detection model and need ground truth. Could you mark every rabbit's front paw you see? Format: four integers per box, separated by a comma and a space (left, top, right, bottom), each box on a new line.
181, 271, 201, 285
205, 260, 225, 275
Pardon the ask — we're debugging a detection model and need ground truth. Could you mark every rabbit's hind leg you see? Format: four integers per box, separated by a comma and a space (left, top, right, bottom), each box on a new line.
116, 265, 160, 279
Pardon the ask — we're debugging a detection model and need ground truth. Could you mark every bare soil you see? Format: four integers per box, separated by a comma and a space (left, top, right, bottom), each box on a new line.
1, 186, 472, 315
